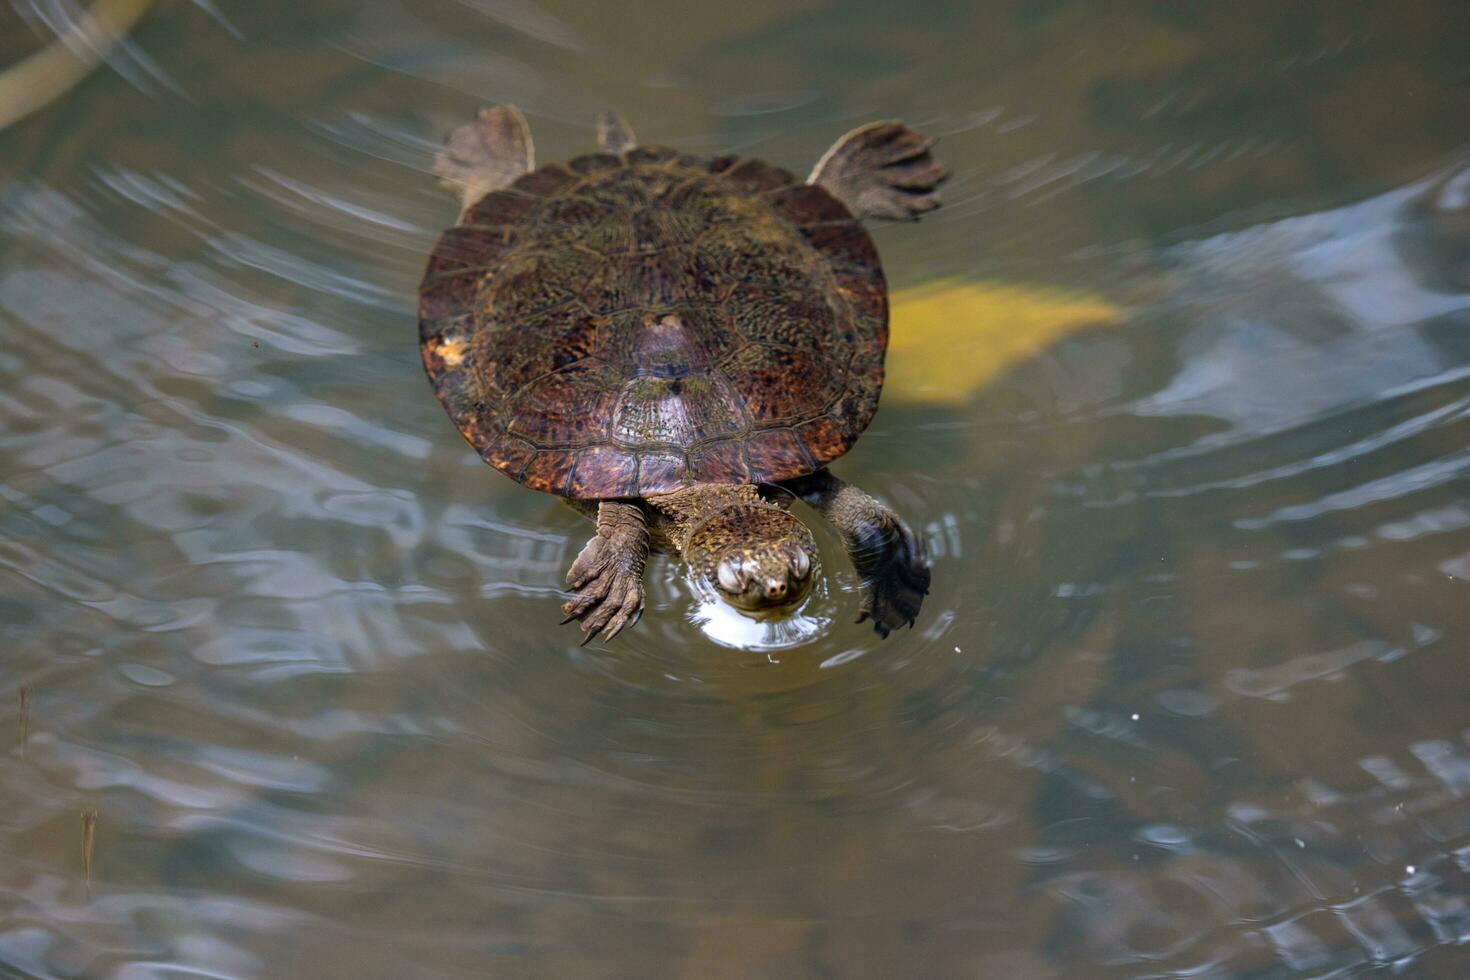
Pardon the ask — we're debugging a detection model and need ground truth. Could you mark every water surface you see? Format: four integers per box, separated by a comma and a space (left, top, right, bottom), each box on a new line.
4, 1, 1470, 976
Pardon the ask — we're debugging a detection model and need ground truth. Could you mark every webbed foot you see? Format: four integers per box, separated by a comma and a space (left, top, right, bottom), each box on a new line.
781, 469, 931, 637
435, 105, 534, 216
851, 510, 931, 638
809, 120, 947, 221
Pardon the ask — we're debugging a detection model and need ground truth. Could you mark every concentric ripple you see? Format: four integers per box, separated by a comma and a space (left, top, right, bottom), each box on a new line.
3, 0, 1470, 976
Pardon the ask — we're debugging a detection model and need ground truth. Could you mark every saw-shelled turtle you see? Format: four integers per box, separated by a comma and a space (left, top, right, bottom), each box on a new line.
420, 106, 944, 641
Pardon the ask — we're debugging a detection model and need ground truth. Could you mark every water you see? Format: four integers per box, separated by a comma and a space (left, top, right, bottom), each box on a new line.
3, 1, 1470, 976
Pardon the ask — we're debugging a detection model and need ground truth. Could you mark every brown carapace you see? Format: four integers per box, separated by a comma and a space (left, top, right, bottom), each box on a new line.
419, 149, 886, 498
420, 109, 943, 641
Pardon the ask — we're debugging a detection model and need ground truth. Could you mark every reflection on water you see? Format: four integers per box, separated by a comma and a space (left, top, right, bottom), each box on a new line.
3, 0, 1470, 976
686, 572, 833, 653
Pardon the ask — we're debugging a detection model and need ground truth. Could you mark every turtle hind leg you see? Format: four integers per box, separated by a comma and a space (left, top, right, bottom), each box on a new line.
596, 110, 637, 153
808, 120, 947, 221
435, 105, 535, 217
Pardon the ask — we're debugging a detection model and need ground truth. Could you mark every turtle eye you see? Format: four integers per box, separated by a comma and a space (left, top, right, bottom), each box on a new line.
716, 558, 743, 594
791, 549, 810, 578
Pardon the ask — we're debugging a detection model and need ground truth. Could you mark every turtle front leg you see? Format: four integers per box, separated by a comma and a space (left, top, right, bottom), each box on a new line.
435, 105, 535, 218
562, 500, 649, 643
808, 120, 947, 221
781, 470, 930, 637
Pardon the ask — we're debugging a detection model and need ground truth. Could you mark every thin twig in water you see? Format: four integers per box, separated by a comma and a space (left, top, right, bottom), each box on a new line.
18, 683, 31, 756
0, 0, 158, 131
81, 808, 98, 897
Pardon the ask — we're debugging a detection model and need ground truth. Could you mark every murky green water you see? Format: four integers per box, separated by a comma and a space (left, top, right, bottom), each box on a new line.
4, 1, 1470, 976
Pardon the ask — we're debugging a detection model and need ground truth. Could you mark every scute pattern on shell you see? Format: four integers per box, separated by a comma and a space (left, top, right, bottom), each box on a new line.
419, 148, 888, 498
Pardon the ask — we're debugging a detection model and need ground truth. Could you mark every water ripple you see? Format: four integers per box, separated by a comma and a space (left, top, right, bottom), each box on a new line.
4, 2, 1470, 976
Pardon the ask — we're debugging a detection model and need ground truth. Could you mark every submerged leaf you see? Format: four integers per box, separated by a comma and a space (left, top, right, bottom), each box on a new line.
885, 278, 1124, 404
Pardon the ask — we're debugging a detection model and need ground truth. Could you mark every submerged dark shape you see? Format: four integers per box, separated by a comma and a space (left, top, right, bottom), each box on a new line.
419, 107, 944, 641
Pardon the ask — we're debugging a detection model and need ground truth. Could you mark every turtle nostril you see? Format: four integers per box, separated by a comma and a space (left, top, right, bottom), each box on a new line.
764, 580, 787, 600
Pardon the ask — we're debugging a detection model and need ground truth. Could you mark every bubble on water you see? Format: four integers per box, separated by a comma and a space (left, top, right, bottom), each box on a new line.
1155, 688, 1217, 717
118, 663, 176, 687
1137, 824, 1191, 848
1020, 845, 1074, 865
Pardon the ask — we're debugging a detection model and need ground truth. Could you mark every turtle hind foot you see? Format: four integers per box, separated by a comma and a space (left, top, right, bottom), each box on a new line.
808, 120, 947, 221
435, 105, 535, 217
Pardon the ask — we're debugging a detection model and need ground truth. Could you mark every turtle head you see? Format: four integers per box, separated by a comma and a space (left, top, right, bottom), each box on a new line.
687, 502, 817, 614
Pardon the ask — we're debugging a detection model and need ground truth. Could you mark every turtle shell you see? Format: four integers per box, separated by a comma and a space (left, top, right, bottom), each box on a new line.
418, 146, 887, 498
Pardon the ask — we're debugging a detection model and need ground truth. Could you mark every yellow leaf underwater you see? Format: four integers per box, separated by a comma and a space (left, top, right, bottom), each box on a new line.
884, 278, 1125, 405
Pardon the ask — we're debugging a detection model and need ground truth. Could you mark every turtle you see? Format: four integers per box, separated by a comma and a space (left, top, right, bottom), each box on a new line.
419, 106, 945, 642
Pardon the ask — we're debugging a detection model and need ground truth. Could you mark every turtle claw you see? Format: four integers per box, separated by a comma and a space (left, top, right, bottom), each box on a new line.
564, 567, 644, 644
